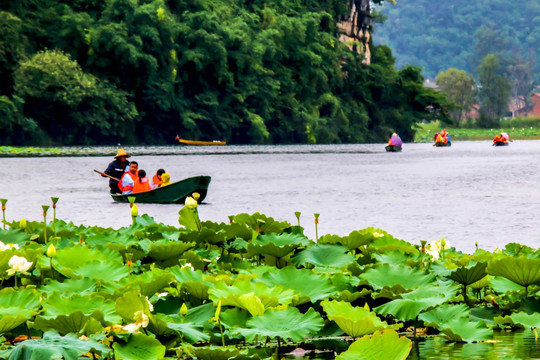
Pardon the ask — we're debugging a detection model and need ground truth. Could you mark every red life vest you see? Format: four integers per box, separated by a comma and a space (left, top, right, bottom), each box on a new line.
118, 171, 137, 193
152, 174, 163, 187
133, 178, 152, 193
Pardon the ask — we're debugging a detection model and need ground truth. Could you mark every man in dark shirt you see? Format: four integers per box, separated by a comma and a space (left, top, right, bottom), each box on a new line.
103, 149, 131, 194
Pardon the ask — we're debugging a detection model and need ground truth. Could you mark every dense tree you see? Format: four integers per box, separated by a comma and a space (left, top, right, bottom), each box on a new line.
435, 68, 475, 124
0, 0, 448, 145
476, 54, 511, 126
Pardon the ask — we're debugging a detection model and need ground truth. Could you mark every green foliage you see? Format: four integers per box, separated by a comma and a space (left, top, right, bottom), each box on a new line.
335, 330, 412, 360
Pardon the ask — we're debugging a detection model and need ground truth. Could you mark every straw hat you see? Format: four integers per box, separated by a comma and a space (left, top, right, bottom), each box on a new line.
114, 148, 131, 158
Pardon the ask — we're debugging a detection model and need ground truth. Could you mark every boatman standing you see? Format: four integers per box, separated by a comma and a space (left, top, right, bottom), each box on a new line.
102, 149, 131, 194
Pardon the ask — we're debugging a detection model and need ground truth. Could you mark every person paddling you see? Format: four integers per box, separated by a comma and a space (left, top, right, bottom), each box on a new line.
102, 149, 130, 194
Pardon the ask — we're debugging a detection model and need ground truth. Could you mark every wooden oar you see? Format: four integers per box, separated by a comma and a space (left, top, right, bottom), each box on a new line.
94, 169, 120, 182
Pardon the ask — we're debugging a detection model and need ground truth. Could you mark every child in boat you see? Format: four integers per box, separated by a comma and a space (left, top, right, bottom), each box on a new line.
161, 172, 171, 187
151, 169, 165, 188
133, 169, 153, 193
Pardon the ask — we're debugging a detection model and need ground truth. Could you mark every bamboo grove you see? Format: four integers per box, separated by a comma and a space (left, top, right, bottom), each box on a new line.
0, 0, 450, 146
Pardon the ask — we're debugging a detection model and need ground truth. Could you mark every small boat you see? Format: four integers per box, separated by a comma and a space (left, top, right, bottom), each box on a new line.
177, 138, 226, 146
493, 142, 509, 146
110, 176, 211, 204
385, 145, 402, 152
434, 142, 451, 147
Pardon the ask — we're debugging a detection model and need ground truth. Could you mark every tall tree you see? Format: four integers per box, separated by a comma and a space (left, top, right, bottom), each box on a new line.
435, 68, 475, 124
476, 54, 511, 126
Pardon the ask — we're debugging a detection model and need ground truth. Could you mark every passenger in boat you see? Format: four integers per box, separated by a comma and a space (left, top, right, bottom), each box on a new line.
435, 133, 446, 144
119, 161, 138, 194
103, 149, 131, 194
133, 169, 153, 193
493, 133, 507, 145
388, 133, 402, 147
161, 172, 171, 187
151, 169, 165, 188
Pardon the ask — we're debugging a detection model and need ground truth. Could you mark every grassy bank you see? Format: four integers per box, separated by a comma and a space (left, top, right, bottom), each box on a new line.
414, 118, 540, 142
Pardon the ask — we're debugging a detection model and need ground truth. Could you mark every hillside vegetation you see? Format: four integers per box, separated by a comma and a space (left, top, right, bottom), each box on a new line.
374, 0, 540, 81
0, 0, 449, 146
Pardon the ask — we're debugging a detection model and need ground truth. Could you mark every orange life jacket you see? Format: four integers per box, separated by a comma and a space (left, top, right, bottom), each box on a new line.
133, 178, 152, 193
118, 171, 137, 193
152, 174, 163, 187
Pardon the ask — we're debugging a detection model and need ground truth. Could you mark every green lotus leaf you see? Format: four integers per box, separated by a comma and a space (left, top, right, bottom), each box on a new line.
322, 300, 401, 337
85, 231, 140, 248
315, 232, 370, 251
360, 264, 435, 290
494, 315, 514, 327
31, 311, 89, 335
147, 239, 195, 261
0, 229, 31, 246
181, 303, 215, 327
232, 213, 291, 234
113, 332, 166, 360
41, 278, 98, 295
166, 320, 211, 343
169, 265, 211, 300
509, 312, 540, 328
487, 257, 540, 288
4, 330, 110, 359
371, 235, 419, 255
233, 307, 324, 342
118, 269, 175, 297
439, 317, 492, 343
419, 304, 470, 328
292, 244, 356, 268
53, 246, 125, 280
247, 233, 310, 258
373, 251, 417, 265
335, 330, 412, 360
470, 275, 490, 289
209, 279, 295, 309
115, 290, 152, 323
259, 266, 337, 305
0, 289, 41, 332
0, 250, 15, 279
333, 289, 372, 302
189, 345, 245, 360
490, 276, 524, 294
40, 293, 121, 324
448, 262, 487, 286
469, 307, 500, 326
219, 308, 251, 329
503, 242, 537, 257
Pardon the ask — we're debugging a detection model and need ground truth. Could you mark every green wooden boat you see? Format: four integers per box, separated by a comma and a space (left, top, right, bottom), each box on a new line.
385, 145, 402, 152
110, 176, 211, 204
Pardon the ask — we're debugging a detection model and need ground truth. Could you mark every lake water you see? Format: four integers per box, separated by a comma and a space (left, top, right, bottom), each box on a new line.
1, 141, 540, 253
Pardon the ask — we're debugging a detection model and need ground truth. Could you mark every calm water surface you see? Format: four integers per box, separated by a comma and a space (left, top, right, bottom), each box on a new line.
1, 141, 540, 253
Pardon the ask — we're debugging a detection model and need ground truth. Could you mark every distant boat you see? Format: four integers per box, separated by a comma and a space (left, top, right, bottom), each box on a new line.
110, 176, 211, 204
493, 142, 509, 147
176, 136, 226, 146
385, 145, 402, 152
434, 142, 451, 147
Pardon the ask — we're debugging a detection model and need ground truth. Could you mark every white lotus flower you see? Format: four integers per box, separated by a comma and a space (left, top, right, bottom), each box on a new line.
0, 242, 19, 251
181, 263, 194, 271
185, 196, 197, 209
6, 255, 32, 275
122, 311, 149, 333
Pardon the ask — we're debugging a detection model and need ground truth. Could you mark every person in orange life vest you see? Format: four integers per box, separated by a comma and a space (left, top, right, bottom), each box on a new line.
102, 149, 130, 194
151, 169, 165, 188
435, 133, 445, 143
440, 128, 447, 137
119, 161, 138, 194
493, 134, 502, 144
133, 169, 153, 193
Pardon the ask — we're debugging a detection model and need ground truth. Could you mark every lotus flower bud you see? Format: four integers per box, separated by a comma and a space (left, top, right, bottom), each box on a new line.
185, 196, 197, 209
46, 244, 56, 258
180, 303, 188, 316
131, 204, 139, 217
192, 192, 200, 201
19, 218, 27, 229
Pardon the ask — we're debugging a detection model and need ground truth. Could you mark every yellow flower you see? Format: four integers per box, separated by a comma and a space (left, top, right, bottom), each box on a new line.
180, 303, 188, 316
212, 300, 222, 322
19, 218, 27, 229
46, 244, 56, 258
131, 204, 139, 217
6, 255, 32, 276
185, 196, 197, 209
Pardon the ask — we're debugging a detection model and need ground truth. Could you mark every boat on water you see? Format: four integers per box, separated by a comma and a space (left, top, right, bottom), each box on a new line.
493, 142, 509, 146
110, 176, 211, 204
434, 142, 451, 147
385, 145, 402, 152
176, 138, 226, 146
